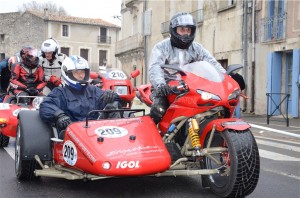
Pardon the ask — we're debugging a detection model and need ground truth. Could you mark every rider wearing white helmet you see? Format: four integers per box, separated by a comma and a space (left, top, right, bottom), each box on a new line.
40, 38, 67, 95
39, 55, 121, 139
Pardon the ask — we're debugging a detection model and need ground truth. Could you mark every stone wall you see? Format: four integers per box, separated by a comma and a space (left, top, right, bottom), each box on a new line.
0, 12, 20, 57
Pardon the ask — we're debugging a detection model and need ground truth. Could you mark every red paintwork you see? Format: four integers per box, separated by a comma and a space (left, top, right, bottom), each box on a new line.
199, 118, 251, 146
91, 69, 140, 109
0, 104, 35, 137
53, 116, 171, 176
137, 62, 250, 145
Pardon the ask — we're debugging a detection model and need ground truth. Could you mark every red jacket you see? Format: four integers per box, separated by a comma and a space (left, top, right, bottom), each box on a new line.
10, 63, 46, 91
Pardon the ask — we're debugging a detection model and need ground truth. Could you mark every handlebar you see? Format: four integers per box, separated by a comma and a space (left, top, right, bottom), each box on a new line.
169, 81, 189, 95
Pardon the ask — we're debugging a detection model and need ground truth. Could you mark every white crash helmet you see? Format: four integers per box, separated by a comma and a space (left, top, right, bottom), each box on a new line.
61, 55, 90, 90
41, 38, 60, 59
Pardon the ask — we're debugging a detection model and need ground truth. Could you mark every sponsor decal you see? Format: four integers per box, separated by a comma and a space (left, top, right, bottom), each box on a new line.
63, 140, 78, 166
106, 146, 165, 157
95, 126, 128, 138
108, 70, 127, 80
0, 103, 10, 110
116, 161, 140, 169
12, 108, 30, 116
68, 131, 96, 164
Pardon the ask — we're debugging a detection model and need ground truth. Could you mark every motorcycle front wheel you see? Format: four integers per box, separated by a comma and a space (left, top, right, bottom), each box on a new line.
201, 129, 260, 198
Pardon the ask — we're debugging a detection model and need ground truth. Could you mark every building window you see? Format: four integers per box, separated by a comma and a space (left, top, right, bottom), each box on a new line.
218, 59, 228, 70
0, 53, 5, 60
99, 27, 107, 43
99, 50, 107, 66
62, 25, 69, 37
218, 0, 236, 12
0, 34, 4, 42
80, 49, 89, 61
61, 47, 70, 56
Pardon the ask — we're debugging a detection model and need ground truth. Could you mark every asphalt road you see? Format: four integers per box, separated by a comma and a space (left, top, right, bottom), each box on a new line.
1, 103, 300, 197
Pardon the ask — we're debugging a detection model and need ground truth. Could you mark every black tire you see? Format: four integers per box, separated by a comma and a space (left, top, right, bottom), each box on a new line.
201, 129, 260, 198
0, 133, 10, 147
15, 124, 37, 180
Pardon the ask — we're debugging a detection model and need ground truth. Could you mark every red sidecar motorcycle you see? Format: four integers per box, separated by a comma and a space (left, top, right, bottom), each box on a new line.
15, 61, 259, 198
0, 96, 43, 147
90, 68, 140, 108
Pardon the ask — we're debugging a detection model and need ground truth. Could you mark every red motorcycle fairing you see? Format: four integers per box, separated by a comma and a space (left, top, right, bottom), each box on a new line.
199, 118, 251, 146
159, 73, 240, 133
53, 116, 171, 176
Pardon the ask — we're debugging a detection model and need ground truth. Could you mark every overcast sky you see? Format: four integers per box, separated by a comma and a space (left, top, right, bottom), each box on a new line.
0, 0, 122, 25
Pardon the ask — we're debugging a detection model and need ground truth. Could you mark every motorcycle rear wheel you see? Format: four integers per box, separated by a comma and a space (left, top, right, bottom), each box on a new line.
201, 129, 260, 198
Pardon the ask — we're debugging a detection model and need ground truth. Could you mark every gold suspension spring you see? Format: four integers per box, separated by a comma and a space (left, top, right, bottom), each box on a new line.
188, 119, 201, 149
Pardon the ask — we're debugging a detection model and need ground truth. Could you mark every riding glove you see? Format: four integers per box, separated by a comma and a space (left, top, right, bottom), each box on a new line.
49, 75, 62, 86
100, 90, 116, 104
157, 84, 171, 97
26, 87, 39, 96
56, 113, 72, 131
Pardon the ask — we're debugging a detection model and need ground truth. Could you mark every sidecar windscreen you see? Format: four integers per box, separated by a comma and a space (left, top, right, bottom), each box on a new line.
181, 61, 225, 82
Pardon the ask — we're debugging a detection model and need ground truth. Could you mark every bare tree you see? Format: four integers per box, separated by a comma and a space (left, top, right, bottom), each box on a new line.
18, 1, 67, 15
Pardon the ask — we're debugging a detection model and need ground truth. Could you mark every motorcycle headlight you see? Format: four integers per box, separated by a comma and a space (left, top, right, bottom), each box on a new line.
196, 90, 221, 101
32, 97, 44, 109
228, 89, 241, 100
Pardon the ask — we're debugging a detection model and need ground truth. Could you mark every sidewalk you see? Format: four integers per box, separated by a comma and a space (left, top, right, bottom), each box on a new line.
132, 97, 299, 131
240, 113, 300, 133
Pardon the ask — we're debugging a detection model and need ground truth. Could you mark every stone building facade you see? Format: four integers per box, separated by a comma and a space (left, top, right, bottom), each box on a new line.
0, 10, 121, 72
117, 0, 299, 117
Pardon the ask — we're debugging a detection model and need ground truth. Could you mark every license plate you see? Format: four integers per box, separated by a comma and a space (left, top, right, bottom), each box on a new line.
114, 86, 128, 95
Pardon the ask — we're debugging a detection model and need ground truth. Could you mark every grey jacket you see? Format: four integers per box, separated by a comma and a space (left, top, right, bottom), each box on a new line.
148, 38, 226, 88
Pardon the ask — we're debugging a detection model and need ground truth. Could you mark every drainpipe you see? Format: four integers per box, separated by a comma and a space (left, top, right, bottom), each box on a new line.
250, 0, 256, 113
143, 0, 148, 84
242, 0, 248, 112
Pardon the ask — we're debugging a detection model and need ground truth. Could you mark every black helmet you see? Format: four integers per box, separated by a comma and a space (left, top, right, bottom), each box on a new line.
169, 12, 196, 49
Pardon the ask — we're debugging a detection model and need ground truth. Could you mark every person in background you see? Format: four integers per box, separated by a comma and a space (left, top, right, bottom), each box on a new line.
10, 46, 46, 103
39, 55, 121, 139
0, 57, 11, 93
8, 52, 22, 72
40, 38, 67, 95
148, 12, 226, 124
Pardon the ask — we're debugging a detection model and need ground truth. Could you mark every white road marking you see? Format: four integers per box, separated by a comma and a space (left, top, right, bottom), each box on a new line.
258, 149, 300, 161
261, 167, 300, 180
4, 139, 15, 160
250, 124, 300, 138
255, 135, 300, 145
255, 139, 300, 152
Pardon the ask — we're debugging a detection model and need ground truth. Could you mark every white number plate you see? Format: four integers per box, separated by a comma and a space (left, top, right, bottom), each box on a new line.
114, 86, 128, 95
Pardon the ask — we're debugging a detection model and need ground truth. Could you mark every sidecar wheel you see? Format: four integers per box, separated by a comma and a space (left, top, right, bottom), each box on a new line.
4, 95, 17, 104
0, 133, 10, 147
201, 129, 260, 198
15, 124, 37, 180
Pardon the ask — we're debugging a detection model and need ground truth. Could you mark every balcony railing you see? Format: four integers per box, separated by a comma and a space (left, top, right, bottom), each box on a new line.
161, 9, 203, 34
115, 33, 144, 56
98, 36, 111, 44
260, 13, 287, 42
